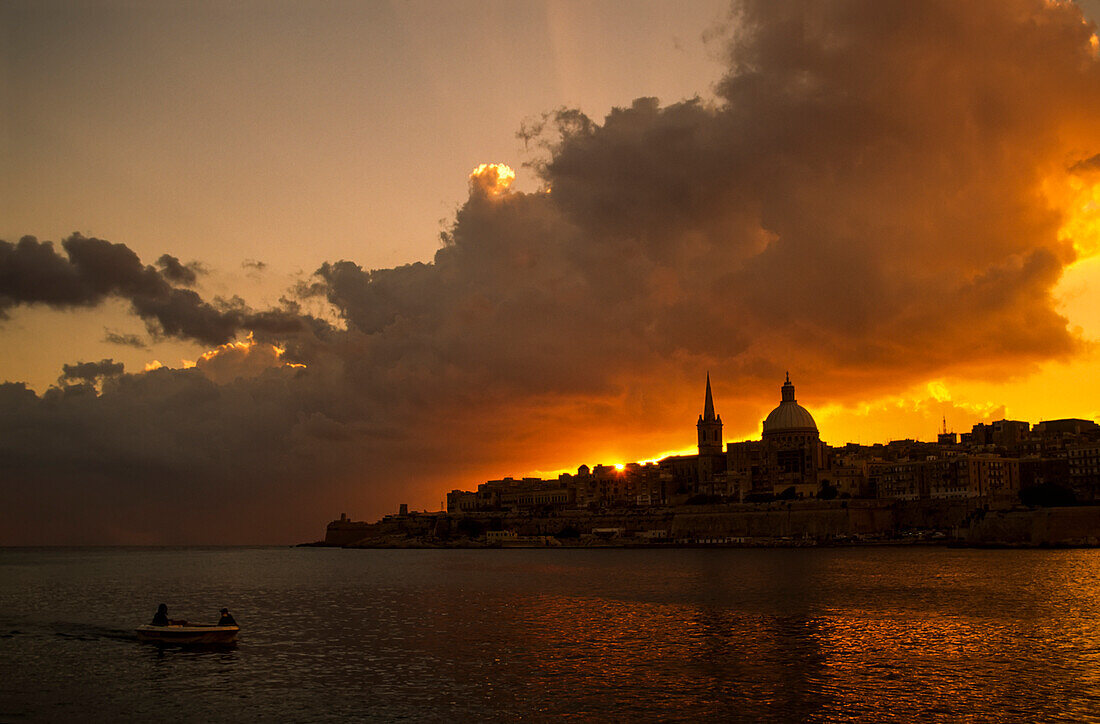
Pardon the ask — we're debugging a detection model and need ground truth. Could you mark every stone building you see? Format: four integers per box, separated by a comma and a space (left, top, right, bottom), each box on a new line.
696, 373, 727, 487
869, 461, 925, 501
1067, 443, 1100, 501
659, 454, 700, 497
1034, 419, 1100, 439
760, 374, 824, 496
968, 419, 1031, 449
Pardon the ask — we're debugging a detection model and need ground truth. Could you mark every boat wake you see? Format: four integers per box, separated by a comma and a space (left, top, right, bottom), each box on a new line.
0, 620, 137, 642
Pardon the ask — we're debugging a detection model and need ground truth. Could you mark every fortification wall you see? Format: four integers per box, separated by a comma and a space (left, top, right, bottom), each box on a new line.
506, 511, 674, 536
325, 521, 376, 546
893, 500, 975, 530
963, 506, 1100, 545
324, 502, 1100, 547
669, 502, 902, 538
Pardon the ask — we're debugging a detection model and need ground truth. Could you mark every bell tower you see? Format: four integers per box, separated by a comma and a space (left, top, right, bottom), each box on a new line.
697, 373, 723, 456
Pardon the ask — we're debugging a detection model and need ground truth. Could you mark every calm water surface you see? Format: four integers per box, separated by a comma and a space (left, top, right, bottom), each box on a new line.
2, 546, 1099, 721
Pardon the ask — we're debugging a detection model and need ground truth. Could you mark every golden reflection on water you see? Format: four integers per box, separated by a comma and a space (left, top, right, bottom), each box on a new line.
6, 548, 1100, 721
417, 550, 1100, 721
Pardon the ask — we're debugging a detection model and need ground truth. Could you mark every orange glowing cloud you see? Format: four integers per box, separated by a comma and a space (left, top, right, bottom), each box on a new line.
1060, 177, 1100, 259
192, 333, 307, 384
6, 0, 1100, 546
469, 162, 516, 196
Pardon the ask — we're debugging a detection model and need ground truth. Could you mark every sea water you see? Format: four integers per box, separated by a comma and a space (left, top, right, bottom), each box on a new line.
2, 546, 1099, 721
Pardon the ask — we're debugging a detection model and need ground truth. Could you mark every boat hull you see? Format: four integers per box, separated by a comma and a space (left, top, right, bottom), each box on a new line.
135, 624, 239, 645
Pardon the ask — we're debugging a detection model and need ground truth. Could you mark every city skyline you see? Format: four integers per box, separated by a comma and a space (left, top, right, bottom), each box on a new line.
4, 0, 1100, 544
445, 372, 1100, 518
526, 371, 1088, 478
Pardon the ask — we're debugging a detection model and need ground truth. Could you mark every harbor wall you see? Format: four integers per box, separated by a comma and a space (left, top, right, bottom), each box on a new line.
324, 501, 1100, 547
961, 506, 1100, 546
327, 500, 938, 545
670, 506, 879, 539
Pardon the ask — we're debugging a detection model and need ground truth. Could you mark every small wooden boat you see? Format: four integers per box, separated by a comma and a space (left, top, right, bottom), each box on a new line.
135, 623, 239, 645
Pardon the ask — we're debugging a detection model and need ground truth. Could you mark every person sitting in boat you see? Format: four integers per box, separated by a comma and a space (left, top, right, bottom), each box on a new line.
218, 608, 237, 626
151, 603, 170, 626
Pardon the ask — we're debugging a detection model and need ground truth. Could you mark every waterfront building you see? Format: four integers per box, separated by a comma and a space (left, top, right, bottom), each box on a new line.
447, 476, 575, 513
696, 373, 727, 487
1034, 419, 1100, 438
1067, 443, 1100, 501
868, 455, 1027, 503
818, 461, 870, 498
499, 483, 573, 509
447, 490, 479, 513
658, 454, 700, 498
969, 419, 1031, 449
926, 458, 974, 500
725, 440, 765, 493
759, 374, 824, 496
869, 461, 925, 501
968, 455, 1021, 502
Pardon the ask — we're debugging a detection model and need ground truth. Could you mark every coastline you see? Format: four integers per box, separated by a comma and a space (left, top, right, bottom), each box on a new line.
299, 538, 1099, 550
305, 501, 1100, 550
299, 537, 1100, 550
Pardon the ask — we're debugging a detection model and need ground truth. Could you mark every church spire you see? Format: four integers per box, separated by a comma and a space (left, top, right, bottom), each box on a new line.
697, 373, 723, 456
703, 372, 716, 422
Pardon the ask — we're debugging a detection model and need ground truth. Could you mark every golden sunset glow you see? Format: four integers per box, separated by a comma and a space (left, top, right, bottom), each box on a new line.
469, 162, 516, 196
198, 335, 257, 364
139, 335, 307, 384
272, 343, 307, 369
186, 333, 309, 384
1060, 177, 1100, 258
636, 447, 698, 465
6, 0, 1100, 546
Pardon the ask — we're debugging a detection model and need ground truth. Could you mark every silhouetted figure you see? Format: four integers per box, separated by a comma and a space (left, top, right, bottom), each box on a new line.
218, 608, 237, 626
151, 603, 169, 626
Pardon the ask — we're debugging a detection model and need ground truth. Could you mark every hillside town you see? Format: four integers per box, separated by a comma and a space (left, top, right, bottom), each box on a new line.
321, 375, 1100, 548
446, 375, 1100, 513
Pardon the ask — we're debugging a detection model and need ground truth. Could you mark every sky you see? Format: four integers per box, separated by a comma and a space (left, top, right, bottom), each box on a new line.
3, 0, 1100, 544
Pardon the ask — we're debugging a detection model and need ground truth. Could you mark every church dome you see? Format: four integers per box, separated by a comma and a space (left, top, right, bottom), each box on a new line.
762, 374, 818, 434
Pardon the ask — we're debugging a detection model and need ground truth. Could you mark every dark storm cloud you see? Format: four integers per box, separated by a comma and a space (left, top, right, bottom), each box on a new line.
155, 254, 202, 285
3, 0, 1100, 544
0, 234, 309, 346
103, 330, 148, 348
1071, 153, 1100, 174
59, 359, 125, 384
551, 0, 1096, 386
